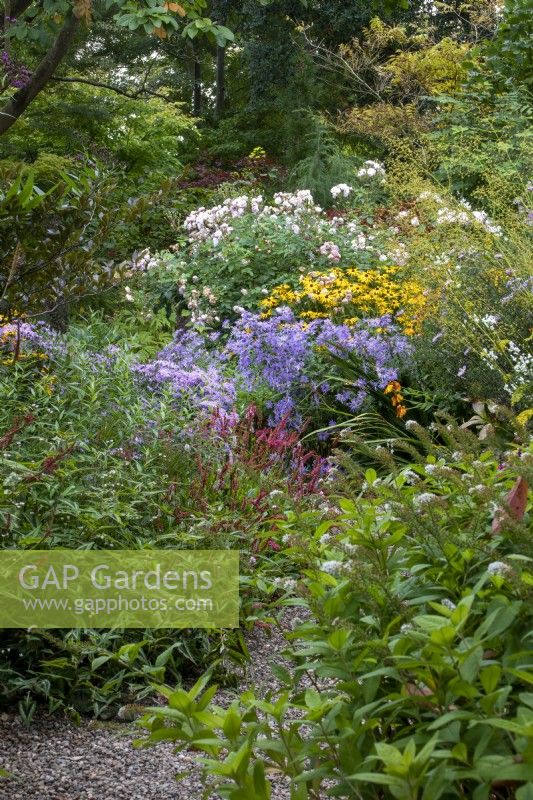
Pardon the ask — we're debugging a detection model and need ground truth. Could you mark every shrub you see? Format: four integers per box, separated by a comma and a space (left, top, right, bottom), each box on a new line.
134, 175, 389, 327
139, 433, 533, 800
0, 163, 144, 324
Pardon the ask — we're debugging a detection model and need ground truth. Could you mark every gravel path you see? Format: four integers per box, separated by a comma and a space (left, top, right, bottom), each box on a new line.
0, 621, 298, 800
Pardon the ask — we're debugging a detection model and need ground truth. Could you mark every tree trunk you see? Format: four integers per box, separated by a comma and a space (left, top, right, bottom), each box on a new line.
0, 13, 79, 135
215, 44, 225, 119
189, 41, 202, 116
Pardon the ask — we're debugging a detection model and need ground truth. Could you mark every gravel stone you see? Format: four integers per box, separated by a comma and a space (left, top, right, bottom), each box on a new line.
0, 616, 309, 799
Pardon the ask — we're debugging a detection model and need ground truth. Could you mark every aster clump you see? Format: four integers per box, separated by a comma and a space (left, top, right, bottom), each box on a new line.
227, 307, 409, 418
0, 320, 66, 364
132, 307, 409, 429
132, 329, 236, 413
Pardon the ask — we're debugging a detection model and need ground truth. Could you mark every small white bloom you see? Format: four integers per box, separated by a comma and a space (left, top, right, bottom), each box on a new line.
487, 561, 512, 576
321, 560, 343, 576
441, 598, 456, 610
343, 542, 358, 555
413, 492, 437, 508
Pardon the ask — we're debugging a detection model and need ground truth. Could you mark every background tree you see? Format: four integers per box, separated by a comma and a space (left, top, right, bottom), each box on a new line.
0, 0, 234, 133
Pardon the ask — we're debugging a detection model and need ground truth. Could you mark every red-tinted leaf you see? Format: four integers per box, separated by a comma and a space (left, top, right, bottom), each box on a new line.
507, 476, 528, 521
492, 476, 529, 534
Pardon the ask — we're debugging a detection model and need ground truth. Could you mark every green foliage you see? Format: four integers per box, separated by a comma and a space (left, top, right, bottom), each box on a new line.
289, 119, 361, 207
332, 16, 472, 151
0, 80, 211, 265
140, 435, 533, 799
385, 36, 469, 96
136, 173, 394, 329
0, 3, 531, 777
1, 85, 199, 175
1, 626, 221, 719
427, 90, 533, 210
365, 150, 533, 416
0, 312, 321, 713
134, 211, 329, 326
476, 0, 533, 94
0, 161, 145, 321
200, 118, 256, 164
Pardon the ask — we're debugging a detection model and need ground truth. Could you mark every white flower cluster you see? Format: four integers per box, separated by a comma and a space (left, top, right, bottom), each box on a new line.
330, 183, 353, 199
357, 160, 386, 179
480, 340, 533, 395
413, 193, 502, 235
480, 314, 499, 329
395, 210, 422, 228
351, 232, 368, 250
272, 577, 298, 591
436, 207, 470, 225
441, 598, 457, 610
386, 241, 409, 266
413, 492, 438, 508
184, 195, 263, 245
506, 341, 533, 393
273, 189, 315, 213
417, 191, 444, 203
487, 561, 512, 577
184, 191, 318, 247
474, 214, 501, 235
129, 248, 159, 274
401, 469, 419, 485
342, 542, 359, 555
321, 560, 344, 575
435, 205, 502, 236
175, 275, 219, 325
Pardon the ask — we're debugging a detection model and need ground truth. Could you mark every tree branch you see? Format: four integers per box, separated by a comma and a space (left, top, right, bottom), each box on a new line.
0, 12, 80, 135
50, 74, 171, 101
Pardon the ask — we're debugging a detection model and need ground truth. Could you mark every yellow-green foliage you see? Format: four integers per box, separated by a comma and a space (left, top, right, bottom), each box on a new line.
380, 152, 533, 408
339, 102, 432, 145
336, 19, 472, 147
385, 38, 470, 96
